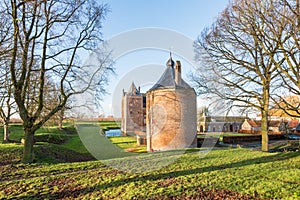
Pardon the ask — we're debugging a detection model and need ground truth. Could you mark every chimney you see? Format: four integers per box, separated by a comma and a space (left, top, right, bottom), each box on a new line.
175, 60, 181, 85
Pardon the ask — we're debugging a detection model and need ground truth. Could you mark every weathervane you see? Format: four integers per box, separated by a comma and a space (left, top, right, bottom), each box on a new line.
169, 46, 174, 58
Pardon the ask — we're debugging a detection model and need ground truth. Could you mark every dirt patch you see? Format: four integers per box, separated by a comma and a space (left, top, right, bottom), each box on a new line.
151, 188, 265, 200
125, 148, 139, 152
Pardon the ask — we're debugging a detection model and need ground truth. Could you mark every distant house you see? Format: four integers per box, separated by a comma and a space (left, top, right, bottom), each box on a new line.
241, 119, 261, 132
269, 121, 286, 133
241, 119, 292, 133
287, 119, 299, 133
198, 115, 247, 133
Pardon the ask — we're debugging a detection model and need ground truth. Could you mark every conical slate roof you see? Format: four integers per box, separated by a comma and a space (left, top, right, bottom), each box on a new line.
148, 57, 192, 92
127, 82, 140, 95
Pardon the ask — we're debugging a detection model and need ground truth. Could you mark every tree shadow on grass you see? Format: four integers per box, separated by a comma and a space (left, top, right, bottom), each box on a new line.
97, 151, 299, 189
20, 151, 299, 199
111, 141, 136, 145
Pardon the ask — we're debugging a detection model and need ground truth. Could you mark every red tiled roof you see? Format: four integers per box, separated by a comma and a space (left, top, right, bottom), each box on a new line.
247, 120, 259, 127
288, 120, 299, 128
247, 120, 284, 127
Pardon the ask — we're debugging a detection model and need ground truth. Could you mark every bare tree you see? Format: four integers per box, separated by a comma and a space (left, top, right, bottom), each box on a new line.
3, 0, 112, 163
268, 0, 300, 118
43, 86, 72, 130
0, 5, 14, 143
193, 0, 284, 151
0, 63, 17, 142
24, 71, 62, 126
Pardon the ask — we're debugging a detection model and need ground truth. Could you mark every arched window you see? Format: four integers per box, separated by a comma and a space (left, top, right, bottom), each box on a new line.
200, 125, 204, 132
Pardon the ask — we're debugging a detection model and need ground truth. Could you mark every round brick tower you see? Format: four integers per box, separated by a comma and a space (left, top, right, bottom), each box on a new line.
146, 55, 197, 152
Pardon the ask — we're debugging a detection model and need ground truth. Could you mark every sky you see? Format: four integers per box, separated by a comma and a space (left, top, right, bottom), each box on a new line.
101, 0, 229, 39
89, 0, 230, 117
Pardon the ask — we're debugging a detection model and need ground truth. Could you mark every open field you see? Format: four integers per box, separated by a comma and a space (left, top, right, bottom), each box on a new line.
75, 121, 121, 131
0, 123, 299, 199
98, 121, 121, 130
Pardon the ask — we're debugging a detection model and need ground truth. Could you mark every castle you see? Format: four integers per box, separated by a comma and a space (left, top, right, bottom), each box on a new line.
121, 82, 146, 135
121, 55, 197, 151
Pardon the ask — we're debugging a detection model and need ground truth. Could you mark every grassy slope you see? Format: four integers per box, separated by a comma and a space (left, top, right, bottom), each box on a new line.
0, 123, 94, 163
0, 148, 299, 199
0, 123, 299, 199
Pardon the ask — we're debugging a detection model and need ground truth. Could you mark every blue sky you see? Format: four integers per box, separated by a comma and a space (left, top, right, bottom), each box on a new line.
95, 0, 229, 117
102, 0, 229, 39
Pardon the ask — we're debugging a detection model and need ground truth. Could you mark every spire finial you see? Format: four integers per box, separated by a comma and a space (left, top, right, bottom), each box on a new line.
166, 51, 175, 67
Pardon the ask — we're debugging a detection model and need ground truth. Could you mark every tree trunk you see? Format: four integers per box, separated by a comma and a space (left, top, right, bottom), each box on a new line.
58, 120, 63, 130
261, 82, 269, 152
3, 121, 9, 143
22, 129, 35, 163
261, 109, 269, 152
261, 77, 270, 152
58, 110, 63, 130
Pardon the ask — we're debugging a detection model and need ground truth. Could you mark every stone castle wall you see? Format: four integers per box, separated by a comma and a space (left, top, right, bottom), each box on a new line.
121, 95, 145, 135
146, 88, 197, 151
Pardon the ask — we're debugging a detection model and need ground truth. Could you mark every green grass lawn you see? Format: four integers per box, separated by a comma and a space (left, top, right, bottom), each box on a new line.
98, 121, 121, 131
0, 123, 77, 144
73, 120, 121, 132
0, 123, 94, 163
0, 124, 24, 143
0, 148, 299, 199
0, 123, 299, 199
108, 136, 147, 152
